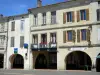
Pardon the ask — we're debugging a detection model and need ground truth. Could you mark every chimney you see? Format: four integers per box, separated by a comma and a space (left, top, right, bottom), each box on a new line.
37, 0, 42, 7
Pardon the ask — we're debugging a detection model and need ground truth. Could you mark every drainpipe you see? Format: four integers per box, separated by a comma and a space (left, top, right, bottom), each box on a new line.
5, 17, 9, 69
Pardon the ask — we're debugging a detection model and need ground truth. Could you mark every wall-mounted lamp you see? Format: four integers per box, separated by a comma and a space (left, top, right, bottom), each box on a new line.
25, 53, 28, 59
88, 25, 92, 31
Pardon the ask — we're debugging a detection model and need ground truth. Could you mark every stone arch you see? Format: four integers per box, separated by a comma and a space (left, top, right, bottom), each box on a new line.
65, 51, 92, 70
0, 53, 4, 68
35, 54, 47, 69
9, 54, 24, 69
96, 53, 100, 72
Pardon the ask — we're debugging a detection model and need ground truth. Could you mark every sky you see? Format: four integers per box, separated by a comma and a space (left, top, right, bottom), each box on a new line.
0, 0, 67, 16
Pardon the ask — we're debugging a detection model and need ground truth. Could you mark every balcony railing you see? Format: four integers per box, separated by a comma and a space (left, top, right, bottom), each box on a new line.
39, 42, 48, 51
31, 44, 38, 51
49, 42, 57, 52
31, 42, 57, 52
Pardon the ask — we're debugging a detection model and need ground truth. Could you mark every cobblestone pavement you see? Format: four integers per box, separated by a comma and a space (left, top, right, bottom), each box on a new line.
0, 69, 100, 75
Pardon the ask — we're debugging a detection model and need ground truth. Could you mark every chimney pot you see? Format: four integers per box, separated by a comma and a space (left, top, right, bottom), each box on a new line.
37, 0, 42, 7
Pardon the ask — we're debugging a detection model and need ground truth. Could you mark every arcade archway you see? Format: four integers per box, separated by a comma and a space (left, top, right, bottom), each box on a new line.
65, 51, 92, 71
96, 53, 100, 72
0, 54, 4, 68
35, 54, 47, 69
10, 54, 24, 69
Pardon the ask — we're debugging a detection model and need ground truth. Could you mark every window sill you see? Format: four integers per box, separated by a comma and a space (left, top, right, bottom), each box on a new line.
78, 20, 88, 22
42, 24, 46, 26
81, 40, 87, 42
32, 25, 40, 27
50, 22, 58, 25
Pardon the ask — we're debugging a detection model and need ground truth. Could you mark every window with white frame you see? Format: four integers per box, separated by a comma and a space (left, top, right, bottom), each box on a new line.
67, 12, 72, 22
20, 20, 24, 32
33, 34, 38, 44
0, 35, 5, 46
20, 36, 24, 47
11, 37, 14, 47
11, 21, 15, 31
50, 33, 56, 43
0, 24, 5, 32
42, 13, 46, 25
51, 11, 56, 24
34, 14, 38, 26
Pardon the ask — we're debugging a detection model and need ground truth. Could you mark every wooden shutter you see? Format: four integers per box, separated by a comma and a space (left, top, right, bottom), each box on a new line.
11, 37, 14, 47
86, 29, 90, 42
20, 36, 24, 47
63, 31, 66, 43
72, 30, 76, 42
77, 30, 80, 42
77, 11, 80, 22
72, 11, 75, 22
63, 12, 66, 24
86, 9, 89, 21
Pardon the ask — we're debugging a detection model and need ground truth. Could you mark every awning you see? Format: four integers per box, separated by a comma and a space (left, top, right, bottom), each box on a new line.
96, 55, 100, 58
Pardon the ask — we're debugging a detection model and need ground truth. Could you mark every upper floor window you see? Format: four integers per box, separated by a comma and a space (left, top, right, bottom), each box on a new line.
98, 1, 100, 4
50, 33, 56, 43
41, 34, 47, 43
11, 21, 15, 31
63, 30, 76, 43
77, 9, 89, 22
20, 36, 24, 47
67, 31, 73, 41
77, 29, 90, 42
20, 20, 24, 32
67, 12, 72, 22
97, 9, 100, 21
81, 29, 86, 41
34, 14, 38, 26
51, 11, 56, 24
80, 10, 86, 20
33, 34, 38, 44
0, 24, 5, 32
42, 13, 46, 25
63, 11, 74, 24
11, 37, 14, 47
0, 35, 5, 45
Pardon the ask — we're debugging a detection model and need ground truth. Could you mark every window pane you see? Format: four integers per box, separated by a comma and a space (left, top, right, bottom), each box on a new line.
20, 20, 24, 31
81, 29, 86, 40
1, 24, 5, 32
33, 35, 38, 44
43, 13, 46, 25
50, 33, 56, 43
11, 37, 14, 47
67, 12, 72, 22
97, 9, 100, 21
34, 15, 38, 25
41, 34, 47, 43
67, 31, 72, 41
80, 10, 86, 20
51, 11, 56, 24
11, 21, 15, 31
20, 36, 24, 47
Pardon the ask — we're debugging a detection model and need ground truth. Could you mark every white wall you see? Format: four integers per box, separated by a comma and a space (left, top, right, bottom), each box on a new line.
6, 16, 30, 70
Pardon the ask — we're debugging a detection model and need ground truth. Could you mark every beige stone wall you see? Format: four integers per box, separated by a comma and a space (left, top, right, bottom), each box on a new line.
30, 1, 100, 70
